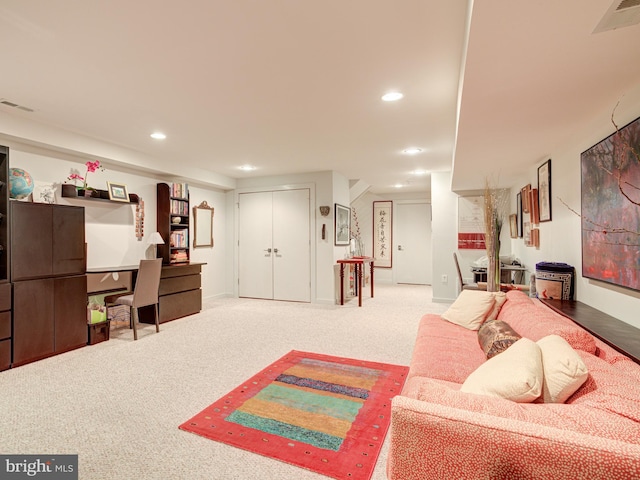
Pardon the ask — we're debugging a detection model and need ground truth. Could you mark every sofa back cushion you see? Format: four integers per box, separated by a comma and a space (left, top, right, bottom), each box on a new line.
497, 292, 596, 354
442, 290, 507, 330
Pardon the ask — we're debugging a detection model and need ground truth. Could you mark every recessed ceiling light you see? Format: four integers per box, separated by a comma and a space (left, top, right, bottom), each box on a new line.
394, 183, 404, 188
381, 92, 403, 102
150, 132, 166, 140
412, 169, 427, 176
238, 165, 256, 171
403, 147, 423, 155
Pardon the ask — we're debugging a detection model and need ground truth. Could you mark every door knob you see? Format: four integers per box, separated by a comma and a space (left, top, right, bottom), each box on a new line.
273, 248, 279, 254
264, 248, 272, 254
398, 245, 403, 251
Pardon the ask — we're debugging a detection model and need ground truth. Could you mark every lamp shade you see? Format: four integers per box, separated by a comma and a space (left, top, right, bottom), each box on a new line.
148, 231, 165, 245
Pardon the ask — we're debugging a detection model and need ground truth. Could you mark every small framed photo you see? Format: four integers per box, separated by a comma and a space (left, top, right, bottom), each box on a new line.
334, 203, 351, 246
107, 182, 130, 202
509, 214, 518, 239
537, 159, 552, 222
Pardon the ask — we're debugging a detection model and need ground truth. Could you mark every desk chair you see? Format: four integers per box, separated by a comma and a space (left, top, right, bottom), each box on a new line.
105, 259, 162, 340
453, 252, 482, 292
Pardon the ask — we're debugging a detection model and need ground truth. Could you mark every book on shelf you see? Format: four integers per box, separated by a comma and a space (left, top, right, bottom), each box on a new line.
170, 250, 189, 263
170, 199, 189, 216
170, 230, 188, 248
171, 183, 189, 199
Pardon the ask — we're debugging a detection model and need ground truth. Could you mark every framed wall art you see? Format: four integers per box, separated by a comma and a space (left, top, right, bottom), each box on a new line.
107, 181, 130, 202
509, 214, 518, 239
538, 159, 552, 222
457, 195, 485, 249
373, 200, 392, 268
516, 192, 523, 237
581, 115, 640, 292
334, 203, 351, 246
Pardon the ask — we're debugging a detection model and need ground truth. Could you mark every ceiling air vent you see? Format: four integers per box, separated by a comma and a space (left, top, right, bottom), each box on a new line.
593, 0, 640, 33
0, 98, 35, 112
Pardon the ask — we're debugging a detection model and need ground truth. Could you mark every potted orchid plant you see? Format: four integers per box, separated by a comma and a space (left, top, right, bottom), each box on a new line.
66, 160, 105, 197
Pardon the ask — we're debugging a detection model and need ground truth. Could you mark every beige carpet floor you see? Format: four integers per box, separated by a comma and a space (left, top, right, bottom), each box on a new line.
0, 283, 449, 479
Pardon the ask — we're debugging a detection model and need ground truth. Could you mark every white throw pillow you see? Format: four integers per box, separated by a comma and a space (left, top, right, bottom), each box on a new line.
441, 290, 497, 330
460, 337, 543, 402
537, 334, 589, 403
487, 291, 507, 320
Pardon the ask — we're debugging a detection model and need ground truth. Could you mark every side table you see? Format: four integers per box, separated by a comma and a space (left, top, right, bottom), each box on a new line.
337, 257, 374, 307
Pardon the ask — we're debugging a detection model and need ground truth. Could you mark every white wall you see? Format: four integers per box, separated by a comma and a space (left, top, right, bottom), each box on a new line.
431, 171, 458, 302
508, 86, 640, 327
6, 140, 229, 301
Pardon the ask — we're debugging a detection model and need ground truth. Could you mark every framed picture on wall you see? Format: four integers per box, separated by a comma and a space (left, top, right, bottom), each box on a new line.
538, 159, 552, 222
516, 192, 523, 237
373, 200, 393, 267
334, 203, 351, 246
509, 214, 518, 238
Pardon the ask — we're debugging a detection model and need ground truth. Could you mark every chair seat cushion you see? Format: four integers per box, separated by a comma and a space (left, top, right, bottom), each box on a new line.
104, 291, 133, 304
112, 294, 134, 307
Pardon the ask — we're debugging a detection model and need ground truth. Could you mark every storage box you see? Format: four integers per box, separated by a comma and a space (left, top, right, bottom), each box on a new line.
535, 262, 575, 300
88, 320, 110, 345
107, 304, 131, 327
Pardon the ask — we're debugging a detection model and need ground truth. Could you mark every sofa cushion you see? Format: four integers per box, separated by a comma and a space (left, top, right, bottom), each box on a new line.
407, 376, 640, 445
441, 290, 502, 330
477, 319, 521, 359
487, 291, 507, 320
406, 314, 487, 385
497, 293, 596, 354
460, 337, 543, 403
537, 334, 588, 403
568, 352, 640, 424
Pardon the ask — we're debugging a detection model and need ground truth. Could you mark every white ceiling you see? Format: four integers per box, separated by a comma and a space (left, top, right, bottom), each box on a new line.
0, 1, 639, 194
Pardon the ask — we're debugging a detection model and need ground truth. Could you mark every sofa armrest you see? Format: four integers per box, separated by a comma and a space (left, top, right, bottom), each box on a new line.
388, 391, 640, 480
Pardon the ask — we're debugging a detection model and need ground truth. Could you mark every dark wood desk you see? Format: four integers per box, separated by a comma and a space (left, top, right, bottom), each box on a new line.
337, 257, 374, 307
540, 298, 640, 365
87, 262, 204, 323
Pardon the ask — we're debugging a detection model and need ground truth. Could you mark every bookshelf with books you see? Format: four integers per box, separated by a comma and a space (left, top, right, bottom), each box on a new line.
157, 182, 190, 264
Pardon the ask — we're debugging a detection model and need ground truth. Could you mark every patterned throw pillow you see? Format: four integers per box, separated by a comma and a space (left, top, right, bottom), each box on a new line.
478, 319, 522, 359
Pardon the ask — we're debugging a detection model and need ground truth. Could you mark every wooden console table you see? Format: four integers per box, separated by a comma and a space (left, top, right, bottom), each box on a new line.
337, 257, 374, 307
540, 298, 640, 365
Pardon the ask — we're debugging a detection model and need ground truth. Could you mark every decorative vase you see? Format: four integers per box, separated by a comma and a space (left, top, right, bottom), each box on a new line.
487, 253, 500, 292
486, 232, 501, 292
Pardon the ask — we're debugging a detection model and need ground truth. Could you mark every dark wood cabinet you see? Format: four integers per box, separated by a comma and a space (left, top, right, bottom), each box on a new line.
0, 282, 11, 371
140, 263, 203, 324
0, 146, 8, 283
10, 202, 87, 367
11, 202, 85, 281
157, 182, 190, 264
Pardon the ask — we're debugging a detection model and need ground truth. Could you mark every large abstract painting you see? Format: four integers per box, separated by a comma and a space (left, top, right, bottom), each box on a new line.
581, 115, 640, 292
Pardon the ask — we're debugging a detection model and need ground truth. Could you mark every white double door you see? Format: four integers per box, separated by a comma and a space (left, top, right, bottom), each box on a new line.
238, 189, 310, 302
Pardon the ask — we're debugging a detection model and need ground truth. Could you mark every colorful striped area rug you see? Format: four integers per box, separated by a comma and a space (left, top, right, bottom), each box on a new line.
179, 350, 408, 480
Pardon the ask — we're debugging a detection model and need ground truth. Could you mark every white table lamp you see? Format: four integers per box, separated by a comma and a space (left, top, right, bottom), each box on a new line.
146, 231, 165, 259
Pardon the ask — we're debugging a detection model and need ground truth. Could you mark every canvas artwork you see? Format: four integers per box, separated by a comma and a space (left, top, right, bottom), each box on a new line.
373, 201, 392, 267
581, 115, 640, 292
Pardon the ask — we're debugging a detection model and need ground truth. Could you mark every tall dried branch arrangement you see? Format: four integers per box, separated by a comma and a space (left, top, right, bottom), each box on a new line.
483, 179, 509, 253
483, 179, 509, 291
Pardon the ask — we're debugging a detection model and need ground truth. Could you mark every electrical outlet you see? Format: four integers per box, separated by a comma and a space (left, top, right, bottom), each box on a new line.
441, 274, 448, 284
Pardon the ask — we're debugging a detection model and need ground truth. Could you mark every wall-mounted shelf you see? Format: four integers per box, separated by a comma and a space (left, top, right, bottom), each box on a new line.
61, 184, 138, 204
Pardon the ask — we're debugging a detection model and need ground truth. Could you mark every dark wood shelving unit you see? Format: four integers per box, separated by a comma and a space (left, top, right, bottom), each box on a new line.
0, 145, 9, 371
157, 183, 190, 265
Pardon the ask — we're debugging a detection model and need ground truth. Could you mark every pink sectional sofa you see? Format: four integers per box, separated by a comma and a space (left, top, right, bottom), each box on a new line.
387, 290, 640, 479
